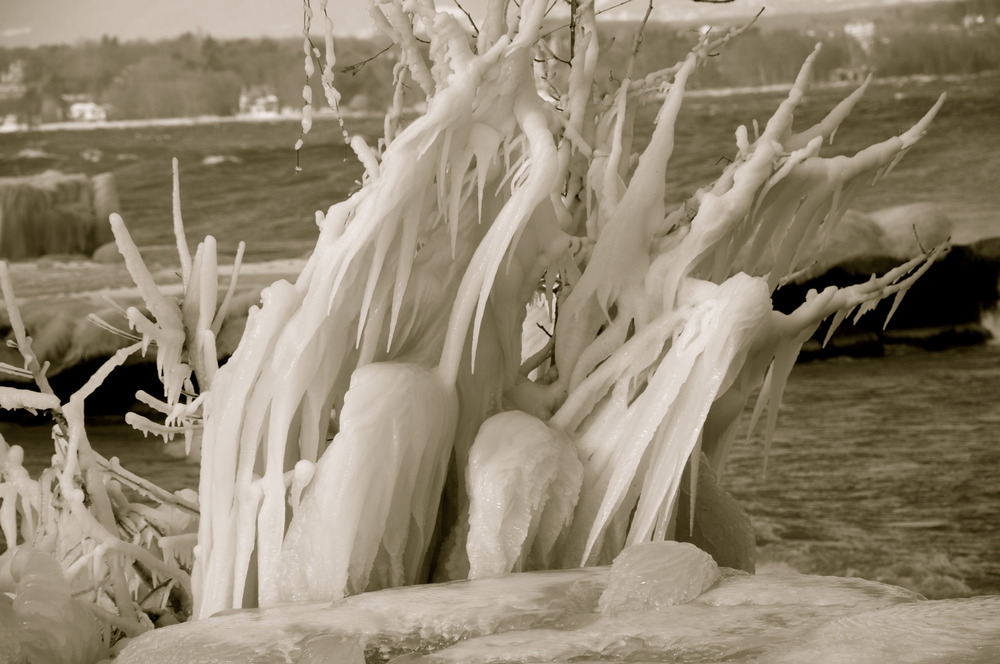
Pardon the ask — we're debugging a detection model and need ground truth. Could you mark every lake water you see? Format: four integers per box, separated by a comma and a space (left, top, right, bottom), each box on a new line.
6, 343, 998, 600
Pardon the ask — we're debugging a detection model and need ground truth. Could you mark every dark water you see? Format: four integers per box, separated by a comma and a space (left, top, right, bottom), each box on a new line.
725, 344, 1000, 598
3, 74, 999, 257
5, 344, 998, 599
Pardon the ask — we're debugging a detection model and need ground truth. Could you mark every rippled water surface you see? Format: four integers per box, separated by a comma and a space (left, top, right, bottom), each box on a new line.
725, 344, 1000, 597
6, 345, 998, 598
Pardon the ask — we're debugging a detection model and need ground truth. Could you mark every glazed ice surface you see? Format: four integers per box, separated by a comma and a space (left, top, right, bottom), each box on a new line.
116, 543, 1000, 663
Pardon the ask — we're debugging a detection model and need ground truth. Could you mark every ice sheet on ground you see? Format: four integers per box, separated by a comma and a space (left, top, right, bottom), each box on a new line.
117, 552, 1000, 664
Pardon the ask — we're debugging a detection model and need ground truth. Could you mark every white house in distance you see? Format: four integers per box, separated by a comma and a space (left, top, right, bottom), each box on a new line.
68, 101, 107, 122
239, 86, 280, 117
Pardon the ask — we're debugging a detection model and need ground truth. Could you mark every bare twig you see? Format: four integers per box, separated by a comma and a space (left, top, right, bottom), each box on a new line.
569, 0, 578, 62
626, 0, 654, 79
342, 43, 395, 76
452, 0, 480, 36
541, 0, 636, 41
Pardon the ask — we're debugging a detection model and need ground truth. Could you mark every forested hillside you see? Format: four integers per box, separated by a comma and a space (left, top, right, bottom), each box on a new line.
1, 0, 998, 122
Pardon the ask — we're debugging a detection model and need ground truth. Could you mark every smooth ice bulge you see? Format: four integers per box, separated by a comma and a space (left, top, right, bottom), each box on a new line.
597, 541, 720, 616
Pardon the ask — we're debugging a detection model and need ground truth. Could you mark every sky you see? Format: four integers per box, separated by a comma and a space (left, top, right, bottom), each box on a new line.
1, 0, 945, 47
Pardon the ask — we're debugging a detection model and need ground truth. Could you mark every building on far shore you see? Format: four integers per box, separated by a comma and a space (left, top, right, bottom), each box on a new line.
66, 96, 108, 122
239, 86, 280, 117
0, 61, 27, 127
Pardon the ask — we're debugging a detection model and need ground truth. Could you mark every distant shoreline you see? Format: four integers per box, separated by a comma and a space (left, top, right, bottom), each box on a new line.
1, 107, 383, 134
5, 71, 995, 134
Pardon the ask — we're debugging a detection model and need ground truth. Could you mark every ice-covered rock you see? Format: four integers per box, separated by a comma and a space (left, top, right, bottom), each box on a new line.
870, 202, 953, 261
91, 240, 125, 263
597, 542, 720, 616
117, 568, 608, 663
790, 203, 953, 283
0, 170, 117, 260
116, 549, 1000, 664
0, 547, 110, 664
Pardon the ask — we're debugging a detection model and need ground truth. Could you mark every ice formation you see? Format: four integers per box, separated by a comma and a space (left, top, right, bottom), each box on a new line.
114, 557, 1000, 663
189, 0, 946, 619
0, 171, 118, 260
0, 0, 952, 654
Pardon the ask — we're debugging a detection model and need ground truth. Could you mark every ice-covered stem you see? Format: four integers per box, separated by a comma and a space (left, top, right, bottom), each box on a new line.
552, 49, 702, 391
109, 214, 186, 398
799, 244, 950, 341
785, 74, 871, 151
57, 343, 193, 630
0, 264, 194, 642
300, 0, 350, 146
625, 0, 654, 80
0, 263, 57, 400
478, 0, 509, 51
742, 243, 951, 475
96, 452, 199, 516
556, 0, 598, 209
297, 0, 317, 156
552, 23, 756, 388
630, 15, 757, 95
371, 0, 435, 97
212, 241, 245, 337
111, 196, 237, 431
316, 0, 341, 110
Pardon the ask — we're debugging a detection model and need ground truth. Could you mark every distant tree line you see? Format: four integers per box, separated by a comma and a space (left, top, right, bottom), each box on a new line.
592, 18, 1000, 91
0, 0, 998, 123
0, 33, 398, 123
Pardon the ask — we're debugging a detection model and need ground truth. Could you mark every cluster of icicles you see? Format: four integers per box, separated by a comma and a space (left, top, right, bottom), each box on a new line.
189, 0, 944, 618
0, 0, 948, 648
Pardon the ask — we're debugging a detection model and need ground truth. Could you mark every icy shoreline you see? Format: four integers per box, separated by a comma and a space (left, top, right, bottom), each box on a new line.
115, 547, 1000, 664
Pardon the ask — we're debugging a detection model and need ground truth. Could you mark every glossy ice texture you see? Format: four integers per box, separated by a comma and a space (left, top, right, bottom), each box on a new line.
118, 543, 1000, 663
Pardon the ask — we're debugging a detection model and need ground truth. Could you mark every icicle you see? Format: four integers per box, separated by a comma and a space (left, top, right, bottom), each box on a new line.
212, 241, 244, 336
884, 287, 909, 329
823, 309, 849, 347
172, 158, 192, 286
686, 439, 702, 539
230, 476, 264, 608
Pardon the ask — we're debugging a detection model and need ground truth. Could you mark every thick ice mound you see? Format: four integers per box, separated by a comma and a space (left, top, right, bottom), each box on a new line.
117, 544, 1000, 664
0, 548, 110, 664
